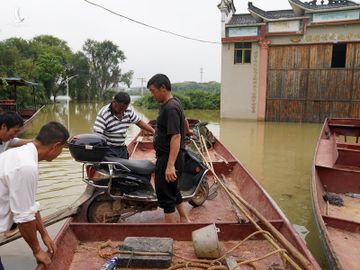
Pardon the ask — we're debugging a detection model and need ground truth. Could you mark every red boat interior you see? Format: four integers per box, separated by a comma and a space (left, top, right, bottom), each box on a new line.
45, 222, 306, 270
35, 128, 317, 270
314, 119, 360, 269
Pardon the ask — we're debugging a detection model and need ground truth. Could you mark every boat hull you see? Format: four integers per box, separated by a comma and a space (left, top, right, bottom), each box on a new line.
312, 118, 360, 270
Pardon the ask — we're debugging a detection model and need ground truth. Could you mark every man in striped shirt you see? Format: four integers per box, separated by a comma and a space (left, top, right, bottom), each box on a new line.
93, 92, 154, 159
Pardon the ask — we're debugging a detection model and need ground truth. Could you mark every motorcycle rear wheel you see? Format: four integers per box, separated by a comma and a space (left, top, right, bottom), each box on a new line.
189, 177, 209, 207
87, 193, 119, 223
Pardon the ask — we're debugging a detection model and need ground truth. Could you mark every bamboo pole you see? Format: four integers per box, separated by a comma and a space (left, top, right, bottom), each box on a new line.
192, 137, 315, 270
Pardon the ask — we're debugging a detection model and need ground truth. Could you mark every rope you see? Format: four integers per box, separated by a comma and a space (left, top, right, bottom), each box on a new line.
235, 249, 287, 269
95, 230, 284, 270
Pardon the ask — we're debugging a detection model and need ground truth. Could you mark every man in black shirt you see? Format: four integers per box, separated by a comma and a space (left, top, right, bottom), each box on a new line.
147, 74, 191, 223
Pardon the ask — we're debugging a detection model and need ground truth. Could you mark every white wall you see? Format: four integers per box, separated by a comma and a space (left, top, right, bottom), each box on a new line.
220, 43, 259, 119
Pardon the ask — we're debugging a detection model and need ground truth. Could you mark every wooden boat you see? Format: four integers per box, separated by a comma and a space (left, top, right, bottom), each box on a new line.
312, 118, 360, 270
0, 77, 44, 133
35, 121, 320, 270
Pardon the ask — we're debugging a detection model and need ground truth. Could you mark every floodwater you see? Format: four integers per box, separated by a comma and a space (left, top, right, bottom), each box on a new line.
0, 101, 327, 269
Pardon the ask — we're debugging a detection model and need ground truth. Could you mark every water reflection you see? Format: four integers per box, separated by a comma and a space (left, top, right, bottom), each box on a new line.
14, 102, 326, 268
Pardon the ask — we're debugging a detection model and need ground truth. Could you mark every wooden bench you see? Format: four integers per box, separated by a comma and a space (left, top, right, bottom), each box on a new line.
315, 165, 360, 194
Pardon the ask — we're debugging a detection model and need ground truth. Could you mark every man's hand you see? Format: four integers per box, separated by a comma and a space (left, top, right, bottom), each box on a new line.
42, 234, 56, 254
34, 249, 52, 265
165, 165, 177, 182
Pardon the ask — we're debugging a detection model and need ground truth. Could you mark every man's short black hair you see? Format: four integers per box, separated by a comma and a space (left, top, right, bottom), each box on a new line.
113, 92, 131, 105
35, 121, 69, 146
0, 111, 24, 129
147, 74, 171, 91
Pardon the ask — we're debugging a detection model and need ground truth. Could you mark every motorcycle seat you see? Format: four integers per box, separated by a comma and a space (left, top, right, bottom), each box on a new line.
104, 157, 155, 175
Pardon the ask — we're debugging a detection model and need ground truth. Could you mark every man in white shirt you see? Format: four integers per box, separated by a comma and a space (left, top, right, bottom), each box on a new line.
0, 111, 31, 153
0, 121, 69, 269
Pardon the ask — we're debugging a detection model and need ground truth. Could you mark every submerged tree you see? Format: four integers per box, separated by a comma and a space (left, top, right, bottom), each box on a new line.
82, 39, 133, 98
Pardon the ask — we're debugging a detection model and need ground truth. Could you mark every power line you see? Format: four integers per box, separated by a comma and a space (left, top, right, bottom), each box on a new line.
83, 0, 221, 45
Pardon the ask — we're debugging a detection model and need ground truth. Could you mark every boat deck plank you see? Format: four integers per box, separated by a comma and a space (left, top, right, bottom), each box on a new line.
327, 226, 360, 270
119, 174, 245, 224
327, 194, 360, 223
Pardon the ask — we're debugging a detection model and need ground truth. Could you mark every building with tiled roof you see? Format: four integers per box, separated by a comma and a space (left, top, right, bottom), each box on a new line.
218, 0, 360, 122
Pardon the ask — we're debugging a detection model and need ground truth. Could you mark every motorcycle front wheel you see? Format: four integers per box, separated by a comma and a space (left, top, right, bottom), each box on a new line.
189, 177, 209, 207
87, 193, 120, 223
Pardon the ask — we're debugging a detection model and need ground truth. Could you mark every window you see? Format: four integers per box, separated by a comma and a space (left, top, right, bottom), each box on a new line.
331, 43, 347, 68
234, 42, 252, 64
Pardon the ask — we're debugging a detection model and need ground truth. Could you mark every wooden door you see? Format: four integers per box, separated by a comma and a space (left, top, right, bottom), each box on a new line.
266, 43, 360, 122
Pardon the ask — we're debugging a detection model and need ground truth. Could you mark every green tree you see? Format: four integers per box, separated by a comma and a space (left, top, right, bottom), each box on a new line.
31, 35, 72, 101
82, 39, 133, 98
0, 38, 48, 106
33, 52, 65, 101
0, 38, 35, 78
67, 51, 91, 101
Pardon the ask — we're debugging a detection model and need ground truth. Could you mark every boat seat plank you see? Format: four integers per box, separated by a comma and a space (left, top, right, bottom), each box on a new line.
337, 146, 360, 153
329, 123, 360, 138
69, 222, 286, 242
337, 142, 360, 151
316, 165, 360, 194
335, 148, 360, 171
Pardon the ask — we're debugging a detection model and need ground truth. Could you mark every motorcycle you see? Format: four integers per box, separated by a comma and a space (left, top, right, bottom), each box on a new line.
68, 133, 210, 223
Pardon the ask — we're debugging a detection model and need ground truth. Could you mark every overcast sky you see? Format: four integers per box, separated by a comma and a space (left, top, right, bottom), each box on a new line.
1, 0, 300, 86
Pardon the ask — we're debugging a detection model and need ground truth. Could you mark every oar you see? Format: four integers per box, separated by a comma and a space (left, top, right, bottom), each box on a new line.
0, 185, 94, 246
